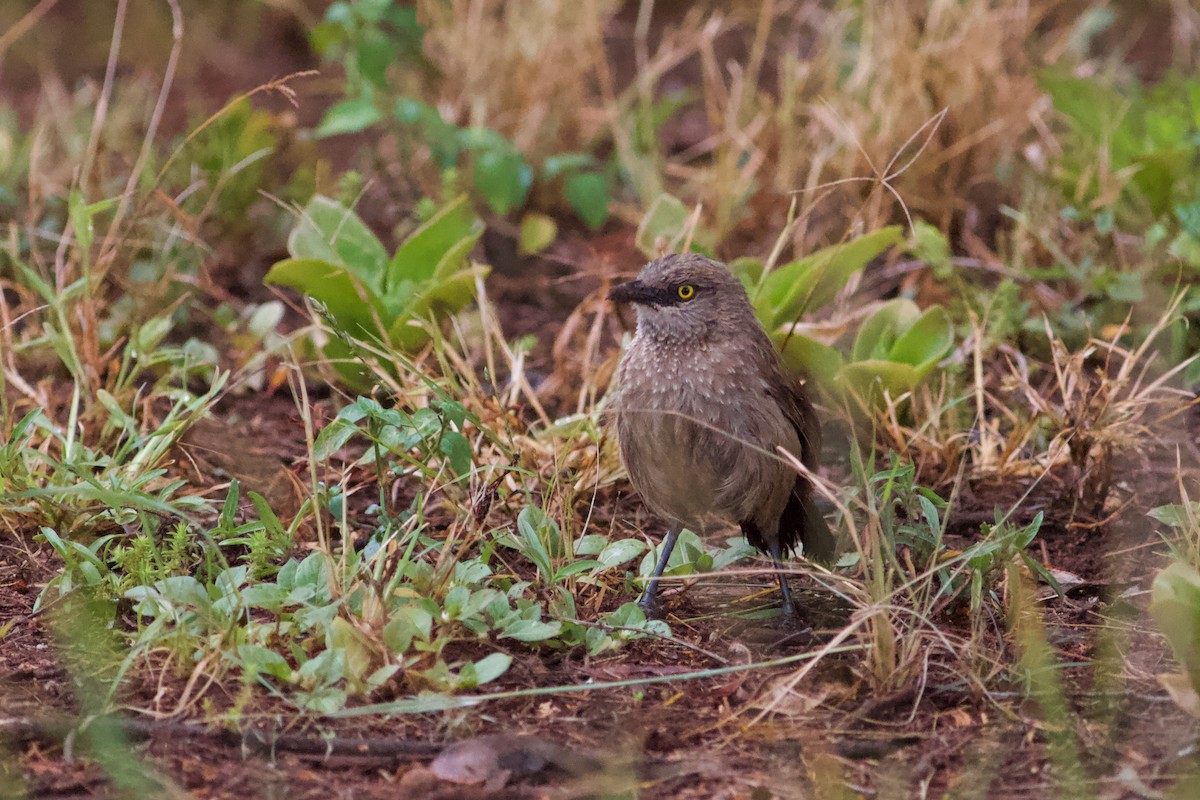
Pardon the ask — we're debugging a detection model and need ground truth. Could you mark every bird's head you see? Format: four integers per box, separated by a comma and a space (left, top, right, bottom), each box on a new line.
608, 253, 757, 344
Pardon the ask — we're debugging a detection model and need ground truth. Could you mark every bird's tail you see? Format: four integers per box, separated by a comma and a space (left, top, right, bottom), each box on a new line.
798, 490, 836, 566
775, 477, 836, 566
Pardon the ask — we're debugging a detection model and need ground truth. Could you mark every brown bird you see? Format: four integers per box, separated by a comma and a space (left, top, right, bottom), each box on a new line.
608, 253, 835, 616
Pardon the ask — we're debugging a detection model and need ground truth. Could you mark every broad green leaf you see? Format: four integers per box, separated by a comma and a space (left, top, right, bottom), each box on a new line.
840, 359, 921, 405
247, 301, 285, 339
729, 257, 764, 293
329, 617, 375, 689
851, 298, 921, 362
473, 150, 531, 215
134, 316, 172, 354
1102, 271, 1145, 303
565, 172, 610, 230
387, 265, 487, 350
439, 430, 472, 475
636, 193, 689, 258
888, 305, 954, 370
356, 28, 394, 88
430, 229, 485, 282
458, 127, 512, 152
238, 645, 293, 680
758, 226, 904, 328
313, 418, 359, 460
264, 257, 386, 340
573, 534, 609, 556
774, 331, 844, 387
388, 195, 482, 287
1149, 502, 1200, 530
518, 212, 557, 255
501, 618, 562, 642
470, 652, 511, 685
315, 97, 383, 137
287, 196, 388, 289
1151, 561, 1200, 693
597, 539, 648, 568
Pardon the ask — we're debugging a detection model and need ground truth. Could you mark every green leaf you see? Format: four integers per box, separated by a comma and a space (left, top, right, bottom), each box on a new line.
473, 150, 531, 215
596, 539, 648, 568
458, 127, 513, 152
518, 212, 557, 255
288, 196, 388, 289
238, 645, 293, 680
134, 315, 172, 353
851, 298, 922, 362
564, 172, 610, 230
515, 506, 557, 580
316, 97, 383, 137
775, 332, 844, 387
543, 152, 597, 179
757, 226, 904, 328
264, 258, 386, 341
839, 360, 921, 405
382, 605, 434, 654
470, 652, 511, 685
1151, 561, 1200, 693
636, 193, 690, 258
387, 264, 487, 350
313, 418, 360, 460
68, 190, 94, 252
911, 220, 953, 279
887, 305, 954, 371
388, 195, 482, 287
1176, 202, 1200, 241
439, 430, 472, 475
729, 257, 764, 292
1103, 271, 1145, 303
1149, 503, 1200, 530
67, 193, 116, 254
501, 618, 562, 642
356, 28, 394, 88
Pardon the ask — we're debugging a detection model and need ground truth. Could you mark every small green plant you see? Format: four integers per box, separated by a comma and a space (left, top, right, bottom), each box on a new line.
265, 194, 487, 383
1041, 71, 1200, 229
1149, 560, 1200, 715
632, 211, 955, 406
734, 226, 954, 406
309, 0, 611, 231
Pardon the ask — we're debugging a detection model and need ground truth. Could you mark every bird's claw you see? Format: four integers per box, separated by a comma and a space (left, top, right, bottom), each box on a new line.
637, 594, 664, 619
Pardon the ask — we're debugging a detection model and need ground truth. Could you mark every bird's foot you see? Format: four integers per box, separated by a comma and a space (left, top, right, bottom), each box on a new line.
637, 593, 665, 620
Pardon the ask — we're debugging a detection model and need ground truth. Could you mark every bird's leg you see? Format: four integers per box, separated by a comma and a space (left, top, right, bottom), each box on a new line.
638, 527, 680, 617
768, 540, 796, 616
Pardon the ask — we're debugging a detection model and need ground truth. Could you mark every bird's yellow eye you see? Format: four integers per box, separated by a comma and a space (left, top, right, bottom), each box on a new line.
677, 284, 696, 301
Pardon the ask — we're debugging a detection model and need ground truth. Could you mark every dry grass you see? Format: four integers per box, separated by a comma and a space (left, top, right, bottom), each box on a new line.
416, 0, 615, 163
776, 0, 1054, 241
394, 0, 1076, 253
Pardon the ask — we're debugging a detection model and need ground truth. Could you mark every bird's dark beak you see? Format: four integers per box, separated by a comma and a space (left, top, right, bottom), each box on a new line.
608, 280, 658, 307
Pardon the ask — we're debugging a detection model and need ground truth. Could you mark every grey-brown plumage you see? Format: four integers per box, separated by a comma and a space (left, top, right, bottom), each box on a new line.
608, 253, 835, 616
